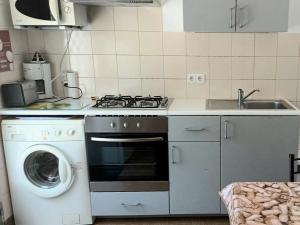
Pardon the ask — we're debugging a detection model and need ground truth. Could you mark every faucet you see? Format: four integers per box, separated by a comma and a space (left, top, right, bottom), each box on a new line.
238, 89, 260, 108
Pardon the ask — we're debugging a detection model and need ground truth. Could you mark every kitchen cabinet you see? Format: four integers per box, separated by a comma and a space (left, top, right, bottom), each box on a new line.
168, 116, 221, 215
163, 0, 289, 32
220, 116, 299, 212
169, 142, 220, 214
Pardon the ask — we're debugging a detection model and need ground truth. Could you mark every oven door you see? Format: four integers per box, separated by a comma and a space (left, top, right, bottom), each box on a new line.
10, 0, 60, 26
86, 133, 169, 192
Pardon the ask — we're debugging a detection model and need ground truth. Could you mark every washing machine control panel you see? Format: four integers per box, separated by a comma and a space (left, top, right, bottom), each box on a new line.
2, 124, 84, 141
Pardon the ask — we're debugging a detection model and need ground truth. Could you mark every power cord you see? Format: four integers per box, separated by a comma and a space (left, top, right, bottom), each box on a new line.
50, 83, 83, 103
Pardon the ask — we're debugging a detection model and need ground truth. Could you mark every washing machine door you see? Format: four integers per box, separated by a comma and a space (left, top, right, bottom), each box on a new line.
20, 144, 74, 198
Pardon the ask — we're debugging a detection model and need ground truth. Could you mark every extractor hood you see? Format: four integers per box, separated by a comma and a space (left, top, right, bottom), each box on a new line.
69, 0, 161, 6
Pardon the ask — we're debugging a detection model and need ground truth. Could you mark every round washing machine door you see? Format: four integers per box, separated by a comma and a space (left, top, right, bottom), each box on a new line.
20, 144, 74, 198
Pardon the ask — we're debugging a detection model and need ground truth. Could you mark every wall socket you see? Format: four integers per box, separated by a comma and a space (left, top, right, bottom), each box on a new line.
187, 74, 206, 84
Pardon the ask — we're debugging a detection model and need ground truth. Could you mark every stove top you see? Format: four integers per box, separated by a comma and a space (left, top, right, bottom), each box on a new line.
93, 95, 168, 109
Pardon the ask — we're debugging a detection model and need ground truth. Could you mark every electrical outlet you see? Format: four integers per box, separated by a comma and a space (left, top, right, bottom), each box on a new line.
196, 74, 206, 84
187, 74, 196, 83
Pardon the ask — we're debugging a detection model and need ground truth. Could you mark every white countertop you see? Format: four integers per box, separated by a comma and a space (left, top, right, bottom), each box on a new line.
0, 98, 299, 116
168, 99, 300, 116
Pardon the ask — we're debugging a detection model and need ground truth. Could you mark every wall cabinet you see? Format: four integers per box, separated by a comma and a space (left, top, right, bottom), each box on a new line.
163, 0, 290, 32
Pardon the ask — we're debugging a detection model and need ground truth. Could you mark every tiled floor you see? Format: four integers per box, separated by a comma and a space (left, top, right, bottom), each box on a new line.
94, 217, 230, 225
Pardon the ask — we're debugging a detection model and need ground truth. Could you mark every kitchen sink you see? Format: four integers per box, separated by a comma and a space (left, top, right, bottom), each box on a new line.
206, 99, 295, 110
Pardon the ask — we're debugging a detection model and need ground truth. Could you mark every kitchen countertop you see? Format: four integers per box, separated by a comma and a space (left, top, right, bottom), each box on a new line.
0, 98, 299, 116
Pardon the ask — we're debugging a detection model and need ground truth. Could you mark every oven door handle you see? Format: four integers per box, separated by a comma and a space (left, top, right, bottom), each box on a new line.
90, 137, 164, 143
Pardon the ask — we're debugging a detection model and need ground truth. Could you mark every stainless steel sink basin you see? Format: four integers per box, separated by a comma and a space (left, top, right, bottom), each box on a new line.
206, 99, 295, 110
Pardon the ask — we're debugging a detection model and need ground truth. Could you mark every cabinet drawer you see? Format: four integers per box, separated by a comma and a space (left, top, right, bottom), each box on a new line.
169, 116, 220, 141
91, 192, 169, 216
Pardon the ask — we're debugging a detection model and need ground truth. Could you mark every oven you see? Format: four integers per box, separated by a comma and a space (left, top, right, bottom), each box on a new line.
85, 116, 169, 192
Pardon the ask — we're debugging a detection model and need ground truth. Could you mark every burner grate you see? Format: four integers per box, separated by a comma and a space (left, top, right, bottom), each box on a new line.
93, 95, 167, 109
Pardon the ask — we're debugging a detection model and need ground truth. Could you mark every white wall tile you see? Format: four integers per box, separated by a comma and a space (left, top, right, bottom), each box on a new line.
69, 55, 94, 78
232, 33, 254, 56
43, 30, 66, 55
164, 56, 186, 78
276, 57, 299, 79
140, 56, 164, 78
139, 32, 163, 55
91, 31, 116, 54
95, 78, 119, 96
78, 78, 96, 97
138, 7, 162, 31
9, 29, 28, 54
115, 31, 139, 55
187, 81, 210, 99
232, 57, 254, 80
186, 33, 209, 56
277, 33, 300, 57
117, 55, 140, 78
275, 80, 298, 101
93, 55, 118, 77
255, 33, 277, 56
254, 57, 277, 79
209, 80, 232, 99
163, 32, 186, 56
69, 31, 92, 55
209, 57, 231, 80
165, 79, 186, 98
27, 30, 45, 53
142, 79, 164, 96
186, 57, 209, 79
209, 33, 231, 56
253, 80, 276, 99
114, 7, 138, 31
119, 79, 142, 96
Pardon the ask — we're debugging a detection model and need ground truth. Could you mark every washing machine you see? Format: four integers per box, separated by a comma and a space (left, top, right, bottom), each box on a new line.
2, 117, 93, 225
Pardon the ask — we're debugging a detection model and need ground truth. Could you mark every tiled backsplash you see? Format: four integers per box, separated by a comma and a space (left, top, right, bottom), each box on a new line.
25, 6, 300, 103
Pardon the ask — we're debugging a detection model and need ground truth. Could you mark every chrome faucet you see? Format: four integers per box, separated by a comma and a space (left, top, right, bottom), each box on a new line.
238, 88, 260, 108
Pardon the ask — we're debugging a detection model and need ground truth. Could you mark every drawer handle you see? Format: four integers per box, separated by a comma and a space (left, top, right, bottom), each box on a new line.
121, 203, 143, 207
184, 128, 207, 132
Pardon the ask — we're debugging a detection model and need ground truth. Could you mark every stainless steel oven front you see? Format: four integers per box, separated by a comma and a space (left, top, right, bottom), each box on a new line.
85, 116, 169, 192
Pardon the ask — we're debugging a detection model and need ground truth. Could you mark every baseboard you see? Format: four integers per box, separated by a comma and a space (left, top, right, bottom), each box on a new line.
4, 216, 14, 225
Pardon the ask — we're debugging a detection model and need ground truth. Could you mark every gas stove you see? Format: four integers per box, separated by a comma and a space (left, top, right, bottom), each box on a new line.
92, 95, 169, 109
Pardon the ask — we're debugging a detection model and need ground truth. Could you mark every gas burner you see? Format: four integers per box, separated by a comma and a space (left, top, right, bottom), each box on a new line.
93, 95, 168, 109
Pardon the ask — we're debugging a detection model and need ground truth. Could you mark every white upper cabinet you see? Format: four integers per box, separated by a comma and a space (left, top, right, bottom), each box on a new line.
162, 0, 290, 32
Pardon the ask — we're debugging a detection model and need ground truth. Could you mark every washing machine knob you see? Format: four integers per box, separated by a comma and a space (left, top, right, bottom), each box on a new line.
67, 129, 76, 136
55, 130, 62, 136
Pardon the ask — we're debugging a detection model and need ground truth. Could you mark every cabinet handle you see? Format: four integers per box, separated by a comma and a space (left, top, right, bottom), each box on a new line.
171, 145, 180, 164
184, 127, 207, 132
224, 120, 229, 139
121, 203, 143, 207
238, 6, 247, 28
230, 6, 236, 28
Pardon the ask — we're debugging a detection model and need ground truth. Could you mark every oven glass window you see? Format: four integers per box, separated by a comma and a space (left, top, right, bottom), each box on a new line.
15, 0, 54, 21
86, 134, 168, 182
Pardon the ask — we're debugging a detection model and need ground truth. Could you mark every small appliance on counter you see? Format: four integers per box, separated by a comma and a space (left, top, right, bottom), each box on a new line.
23, 52, 53, 100
1, 81, 38, 107
9, 0, 87, 27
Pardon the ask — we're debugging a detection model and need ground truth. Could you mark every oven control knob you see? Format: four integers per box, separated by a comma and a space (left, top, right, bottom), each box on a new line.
110, 122, 116, 128
67, 129, 76, 136
55, 130, 62, 136
123, 122, 128, 128
136, 122, 141, 128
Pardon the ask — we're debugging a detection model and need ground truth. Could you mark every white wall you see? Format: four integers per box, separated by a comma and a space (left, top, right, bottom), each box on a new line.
0, 0, 28, 221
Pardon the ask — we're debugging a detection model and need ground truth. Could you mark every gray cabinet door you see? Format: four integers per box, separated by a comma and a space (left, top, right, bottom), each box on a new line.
183, 0, 236, 32
236, 0, 289, 32
169, 142, 220, 214
220, 116, 299, 213
221, 116, 299, 186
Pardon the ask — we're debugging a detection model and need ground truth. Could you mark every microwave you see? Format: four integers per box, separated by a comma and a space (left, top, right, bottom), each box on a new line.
9, 0, 87, 27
